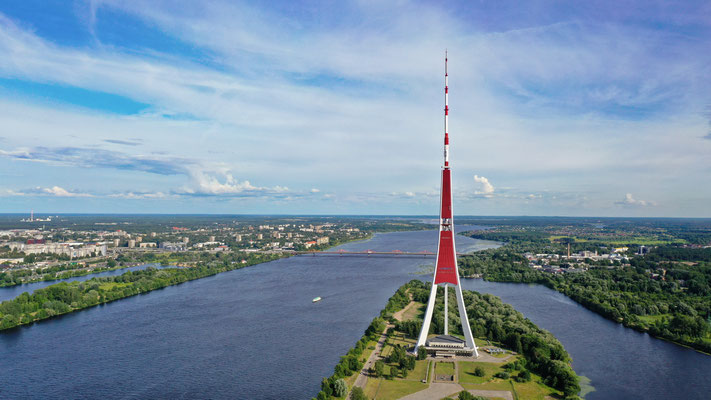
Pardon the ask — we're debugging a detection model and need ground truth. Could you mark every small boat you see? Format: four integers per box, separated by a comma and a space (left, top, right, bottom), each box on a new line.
312, 297, 322, 303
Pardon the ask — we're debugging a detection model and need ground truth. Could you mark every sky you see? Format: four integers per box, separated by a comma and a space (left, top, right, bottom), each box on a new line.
0, 0, 710, 217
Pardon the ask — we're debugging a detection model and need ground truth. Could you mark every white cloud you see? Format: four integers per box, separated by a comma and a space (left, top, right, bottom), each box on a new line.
108, 191, 169, 199
182, 169, 259, 195
615, 193, 656, 207
6, 186, 95, 197
0, 3, 710, 215
473, 175, 495, 197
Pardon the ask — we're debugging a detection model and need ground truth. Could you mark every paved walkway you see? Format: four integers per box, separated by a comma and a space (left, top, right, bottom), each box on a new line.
350, 323, 392, 398
350, 297, 417, 399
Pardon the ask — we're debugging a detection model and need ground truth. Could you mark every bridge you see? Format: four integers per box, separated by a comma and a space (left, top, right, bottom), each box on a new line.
291, 249, 468, 257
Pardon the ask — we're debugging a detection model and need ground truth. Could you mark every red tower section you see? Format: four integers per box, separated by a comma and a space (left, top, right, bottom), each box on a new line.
434, 168, 458, 285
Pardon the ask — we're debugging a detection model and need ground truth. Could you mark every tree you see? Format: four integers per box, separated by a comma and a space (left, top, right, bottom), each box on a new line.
494, 371, 510, 379
517, 370, 531, 382
457, 391, 485, 400
321, 378, 333, 397
373, 360, 384, 378
333, 378, 348, 397
417, 346, 427, 360
473, 366, 485, 377
351, 386, 368, 400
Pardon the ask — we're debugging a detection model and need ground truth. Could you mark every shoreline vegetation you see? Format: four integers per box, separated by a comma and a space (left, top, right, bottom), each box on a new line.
460, 230, 711, 356
0, 252, 283, 331
0, 260, 144, 288
316, 280, 580, 400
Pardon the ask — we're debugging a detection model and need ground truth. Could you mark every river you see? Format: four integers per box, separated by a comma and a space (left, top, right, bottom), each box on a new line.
1, 227, 709, 399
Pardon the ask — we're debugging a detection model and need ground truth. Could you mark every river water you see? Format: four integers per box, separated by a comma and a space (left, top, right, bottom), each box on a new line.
1, 227, 709, 399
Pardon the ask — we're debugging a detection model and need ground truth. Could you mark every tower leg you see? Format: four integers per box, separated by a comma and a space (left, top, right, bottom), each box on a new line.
454, 282, 478, 357
443, 284, 448, 336
416, 282, 438, 349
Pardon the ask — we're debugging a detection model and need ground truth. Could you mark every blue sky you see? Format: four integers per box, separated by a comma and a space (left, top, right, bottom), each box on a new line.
0, 0, 710, 216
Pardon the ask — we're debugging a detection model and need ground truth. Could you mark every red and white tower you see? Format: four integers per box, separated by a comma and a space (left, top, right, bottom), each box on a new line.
415, 52, 478, 356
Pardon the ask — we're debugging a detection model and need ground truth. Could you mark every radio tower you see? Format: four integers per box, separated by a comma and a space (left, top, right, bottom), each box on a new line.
415, 52, 478, 357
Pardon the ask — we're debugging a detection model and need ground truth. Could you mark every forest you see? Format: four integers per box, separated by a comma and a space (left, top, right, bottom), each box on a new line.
458, 244, 711, 354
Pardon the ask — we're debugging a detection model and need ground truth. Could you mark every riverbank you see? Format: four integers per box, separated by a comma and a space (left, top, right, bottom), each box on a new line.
0, 262, 145, 288
316, 280, 579, 400
481, 271, 711, 356
0, 252, 283, 331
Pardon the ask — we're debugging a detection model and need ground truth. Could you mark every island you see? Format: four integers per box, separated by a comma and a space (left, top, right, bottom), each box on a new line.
316, 280, 580, 400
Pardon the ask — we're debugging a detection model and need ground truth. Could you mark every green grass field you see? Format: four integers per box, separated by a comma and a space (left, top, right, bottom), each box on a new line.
401, 302, 425, 321
435, 361, 455, 376
388, 333, 416, 347
637, 314, 670, 324
549, 235, 685, 246
458, 359, 562, 400
364, 378, 426, 400
406, 360, 429, 382
458, 361, 502, 384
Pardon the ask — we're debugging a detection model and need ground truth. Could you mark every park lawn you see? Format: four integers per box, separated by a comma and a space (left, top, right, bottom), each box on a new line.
381, 344, 393, 358
401, 302, 425, 321
404, 360, 429, 382
435, 361, 455, 376
511, 375, 563, 400
363, 377, 381, 399
637, 314, 670, 324
389, 333, 416, 347
460, 379, 513, 392
369, 379, 427, 400
97, 282, 131, 291
488, 351, 511, 358
458, 361, 504, 384
474, 337, 506, 348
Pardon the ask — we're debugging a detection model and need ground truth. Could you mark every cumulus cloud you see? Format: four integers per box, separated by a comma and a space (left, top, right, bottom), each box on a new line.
176, 168, 294, 198
473, 175, 495, 197
182, 170, 259, 195
615, 193, 656, 207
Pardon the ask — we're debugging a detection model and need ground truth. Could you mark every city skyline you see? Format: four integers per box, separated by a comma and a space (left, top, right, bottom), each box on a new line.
1, 1, 710, 217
